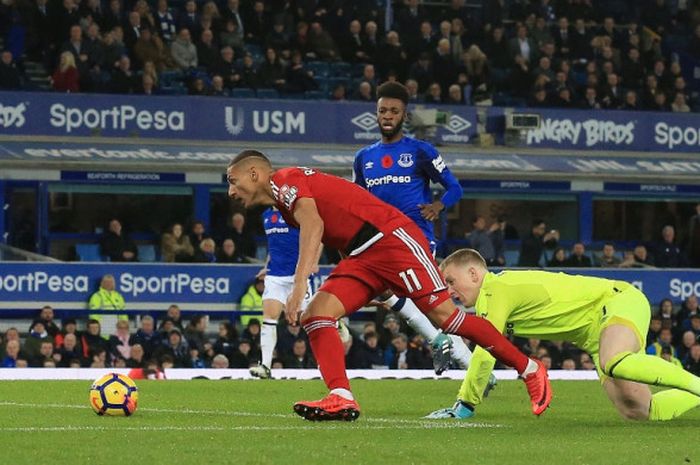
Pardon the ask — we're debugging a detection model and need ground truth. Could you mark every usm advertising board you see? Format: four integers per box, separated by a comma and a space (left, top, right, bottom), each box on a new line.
513, 107, 700, 153
0, 263, 697, 313
0, 91, 477, 145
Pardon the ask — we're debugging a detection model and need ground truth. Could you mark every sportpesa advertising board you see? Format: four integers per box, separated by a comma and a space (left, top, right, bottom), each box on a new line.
0, 263, 697, 312
0, 91, 476, 145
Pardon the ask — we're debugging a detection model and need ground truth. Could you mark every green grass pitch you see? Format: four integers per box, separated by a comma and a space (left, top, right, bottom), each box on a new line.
0, 379, 697, 465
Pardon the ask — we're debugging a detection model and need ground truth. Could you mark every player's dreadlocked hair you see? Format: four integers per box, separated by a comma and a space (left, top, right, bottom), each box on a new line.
377, 81, 409, 106
229, 150, 271, 168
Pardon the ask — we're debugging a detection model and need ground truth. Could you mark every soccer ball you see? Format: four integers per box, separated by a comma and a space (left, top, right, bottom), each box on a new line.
89, 373, 139, 416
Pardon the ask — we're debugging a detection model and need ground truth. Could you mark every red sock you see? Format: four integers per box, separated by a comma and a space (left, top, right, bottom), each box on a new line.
442, 309, 529, 373
302, 316, 350, 391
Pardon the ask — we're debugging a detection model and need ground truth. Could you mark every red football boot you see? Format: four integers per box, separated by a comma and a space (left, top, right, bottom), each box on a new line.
293, 394, 361, 421
522, 359, 552, 416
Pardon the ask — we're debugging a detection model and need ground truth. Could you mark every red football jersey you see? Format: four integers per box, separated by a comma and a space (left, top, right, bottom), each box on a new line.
270, 167, 412, 252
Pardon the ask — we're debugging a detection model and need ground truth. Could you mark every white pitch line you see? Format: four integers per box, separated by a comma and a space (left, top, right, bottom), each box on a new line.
0, 401, 505, 428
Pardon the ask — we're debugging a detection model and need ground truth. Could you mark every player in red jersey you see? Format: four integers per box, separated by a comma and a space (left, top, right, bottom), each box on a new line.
226, 150, 551, 421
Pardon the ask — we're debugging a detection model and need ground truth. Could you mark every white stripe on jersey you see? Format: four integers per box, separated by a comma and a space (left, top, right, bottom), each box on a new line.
445, 310, 466, 334
393, 227, 445, 292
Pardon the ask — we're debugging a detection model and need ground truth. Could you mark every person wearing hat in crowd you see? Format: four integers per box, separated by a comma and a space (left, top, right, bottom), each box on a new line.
154, 328, 190, 368
159, 304, 184, 331
239, 277, 264, 326
229, 338, 254, 368
54, 318, 79, 348
23, 320, 54, 362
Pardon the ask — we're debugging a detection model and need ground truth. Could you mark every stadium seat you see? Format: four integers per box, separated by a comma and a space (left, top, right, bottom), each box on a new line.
504, 250, 520, 267
75, 244, 105, 262
231, 88, 256, 99
306, 61, 330, 78
137, 245, 157, 262
256, 88, 279, 99
304, 90, 325, 100
330, 62, 351, 77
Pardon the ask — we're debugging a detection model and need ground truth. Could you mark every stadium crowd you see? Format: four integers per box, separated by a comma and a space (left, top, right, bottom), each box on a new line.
1, 0, 699, 111
2, 294, 700, 374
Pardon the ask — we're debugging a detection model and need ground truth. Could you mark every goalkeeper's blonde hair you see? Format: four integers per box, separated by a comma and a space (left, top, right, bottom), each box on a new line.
440, 248, 488, 272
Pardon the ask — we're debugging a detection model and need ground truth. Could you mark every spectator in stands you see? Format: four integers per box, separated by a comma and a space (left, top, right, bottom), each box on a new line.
239, 277, 264, 326
564, 242, 593, 267
126, 343, 145, 368
647, 327, 677, 358
30, 340, 55, 367
245, 1, 268, 44
197, 29, 219, 71
155, 329, 190, 367
219, 19, 244, 56
54, 319, 79, 348
161, 304, 184, 330
208, 75, 229, 96
81, 319, 109, 364
447, 84, 464, 104
213, 322, 238, 359
0, 51, 22, 90
390, 333, 430, 369
308, 21, 338, 61
51, 51, 80, 93
655, 225, 687, 268
547, 247, 568, 267
276, 320, 306, 357
154, 0, 177, 44
467, 215, 497, 265
647, 314, 663, 347
379, 313, 403, 352
110, 55, 137, 93
36, 305, 60, 338
678, 330, 697, 363
217, 238, 249, 263
408, 52, 434, 94
284, 338, 316, 368
211, 353, 230, 368
685, 343, 700, 375
677, 295, 699, 329
229, 338, 253, 368
259, 47, 286, 90
340, 20, 368, 63
597, 243, 622, 267
171, 28, 197, 70
88, 274, 127, 325
237, 53, 261, 89
211, 46, 237, 88
353, 81, 373, 101
2, 340, 22, 368
133, 27, 166, 71
266, 20, 290, 56
285, 50, 317, 94
193, 238, 217, 262
23, 320, 53, 363
518, 219, 559, 267
658, 298, 676, 331
184, 315, 208, 353
224, 212, 256, 258
54, 333, 82, 367
424, 82, 443, 103
109, 319, 132, 361
188, 221, 209, 252
671, 92, 691, 112
687, 203, 700, 267
241, 319, 261, 353
620, 244, 655, 268
130, 316, 159, 358
161, 223, 194, 263
100, 219, 137, 262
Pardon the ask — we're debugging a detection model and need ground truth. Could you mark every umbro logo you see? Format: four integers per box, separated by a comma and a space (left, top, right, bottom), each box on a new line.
365, 161, 374, 169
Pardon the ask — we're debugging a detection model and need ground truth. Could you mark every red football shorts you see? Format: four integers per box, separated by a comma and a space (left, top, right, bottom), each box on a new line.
319, 222, 451, 315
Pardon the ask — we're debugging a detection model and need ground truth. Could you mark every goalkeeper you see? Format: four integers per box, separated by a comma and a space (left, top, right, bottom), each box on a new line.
426, 248, 700, 421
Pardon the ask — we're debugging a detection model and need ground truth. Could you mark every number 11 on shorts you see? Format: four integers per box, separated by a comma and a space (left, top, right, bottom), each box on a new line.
399, 268, 422, 293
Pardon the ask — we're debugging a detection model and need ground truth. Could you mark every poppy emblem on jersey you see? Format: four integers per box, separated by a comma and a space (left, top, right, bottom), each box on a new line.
381, 155, 393, 169
271, 214, 278, 223
398, 153, 414, 168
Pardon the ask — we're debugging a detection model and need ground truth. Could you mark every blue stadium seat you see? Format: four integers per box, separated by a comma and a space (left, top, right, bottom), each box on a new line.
231, 88, 256, 99
504, 250, 520, 267
137, 245, 157, 262
327, 77, 350, 91
330, 62, 351, 77
306, 61, 330, 78
304, 90, 325, 100
76, 244, 105, 262
351, 62, 368, 77
244, 44, 263, 58
256, 88, 279, 99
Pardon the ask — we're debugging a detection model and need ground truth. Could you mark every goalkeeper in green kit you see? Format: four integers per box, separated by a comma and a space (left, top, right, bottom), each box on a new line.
426, 249, 700, 421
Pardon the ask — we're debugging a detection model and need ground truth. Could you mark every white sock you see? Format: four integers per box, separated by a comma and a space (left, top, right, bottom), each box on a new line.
261, 319, 278, 368
521, 359, 538, 377
396, 298, 440, 342
384, 295, 400, 307
330, 388, 354, 401
448, 334, 472, 369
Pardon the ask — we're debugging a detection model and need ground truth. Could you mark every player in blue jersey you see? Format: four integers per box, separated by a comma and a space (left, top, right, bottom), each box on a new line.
249, 207, 319, 378
353, 82, 478, 377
